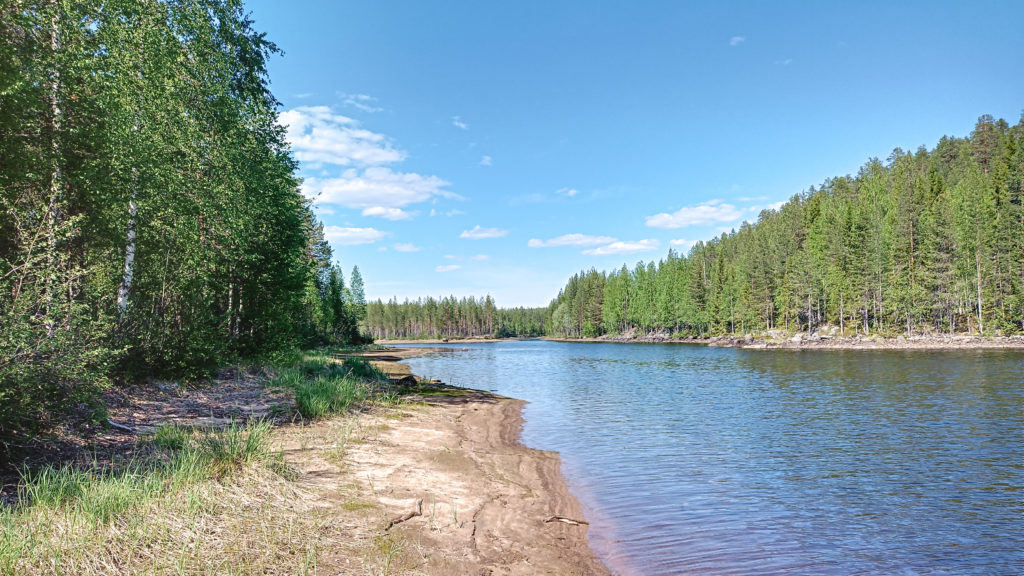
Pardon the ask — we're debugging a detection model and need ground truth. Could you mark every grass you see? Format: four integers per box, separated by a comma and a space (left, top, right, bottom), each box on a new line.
1, 348, 408, 575
269, 353, 393, 420
0, 420, 317, 575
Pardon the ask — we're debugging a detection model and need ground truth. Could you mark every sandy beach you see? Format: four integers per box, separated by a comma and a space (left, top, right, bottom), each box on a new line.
305, 383, 609, 574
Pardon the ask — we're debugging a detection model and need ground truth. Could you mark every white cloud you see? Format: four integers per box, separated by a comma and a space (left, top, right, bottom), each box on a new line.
444, 254, 460, 260
452, 116, 469, 130
394, 243, 420, 252
340, 93, 383, 113
774, 59, 793, 66
304, 167, 456, 209
435, 264, 461, 272
479, 155, 492, 166
472, 254, 489, 261
446, 209, 464, 217
323, 226, 388, 246
583, 239, 660, 256
747, 200, 787, 214
557, 187, 579, 197
730, 36, 745, 46
528, 233, 617, 248
645, 199, 743, 229
670, 238, 698, 250
279, 106, 405, 166
460, 225, 508, 239
362, 206, 415, 220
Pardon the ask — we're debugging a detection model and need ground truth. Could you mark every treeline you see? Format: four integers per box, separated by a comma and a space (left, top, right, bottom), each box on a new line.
364, 296, 546, 339
0, 1, 362, 432
548, 115, 1024, 339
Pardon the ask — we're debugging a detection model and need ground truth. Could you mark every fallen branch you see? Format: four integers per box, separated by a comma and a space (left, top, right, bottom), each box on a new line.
385, 498, 423, 530
106, 419, 136, 433
544, 515, 589, 526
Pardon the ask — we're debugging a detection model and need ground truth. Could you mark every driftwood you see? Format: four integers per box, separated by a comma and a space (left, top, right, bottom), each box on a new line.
385, 498, 423, 530
543, 515, 589, 526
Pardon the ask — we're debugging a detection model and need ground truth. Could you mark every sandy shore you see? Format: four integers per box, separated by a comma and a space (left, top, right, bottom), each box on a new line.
306, 386, 608, 575
338, 353, 608, 575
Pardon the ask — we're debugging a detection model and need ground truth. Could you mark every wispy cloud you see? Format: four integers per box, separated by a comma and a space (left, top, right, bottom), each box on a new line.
730, 36, 745, 46
394, 243, 420, 252
528, 234, 617, 248
583, 239, 660, 256
452, 116, 469, 130
774, 58, 792, 66
323, 226, 388, 246
304, 167, 456, 210
557, 187, 579, 197
472, 254, 490, 261
340, 93, 383, 113
645, 199, 743, 229
279, 106, 404, 166
435, 264, 461, 272
479, 155, 492, 166
670, 238, 698, 250
460, 225, 508, 240
362, 206, 415, 220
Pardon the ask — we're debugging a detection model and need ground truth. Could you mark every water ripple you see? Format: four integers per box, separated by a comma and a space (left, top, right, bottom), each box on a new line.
406, 342, 1024, 575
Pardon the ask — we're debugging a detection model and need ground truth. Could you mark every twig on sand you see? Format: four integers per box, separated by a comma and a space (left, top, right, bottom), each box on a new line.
385, 498, 423, 530
544, 515, 589, 526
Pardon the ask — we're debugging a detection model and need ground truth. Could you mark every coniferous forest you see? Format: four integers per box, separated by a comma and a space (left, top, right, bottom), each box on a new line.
546, 115, 1024, 340
364, 296, 546, 340
0, 1, 362, 432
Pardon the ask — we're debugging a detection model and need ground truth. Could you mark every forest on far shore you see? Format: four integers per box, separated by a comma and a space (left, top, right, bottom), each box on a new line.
546, 115, 1024, 339
362, 115, 1024, 343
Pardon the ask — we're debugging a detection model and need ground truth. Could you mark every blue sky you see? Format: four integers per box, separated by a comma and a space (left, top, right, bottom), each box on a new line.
245, 0, 1023, 308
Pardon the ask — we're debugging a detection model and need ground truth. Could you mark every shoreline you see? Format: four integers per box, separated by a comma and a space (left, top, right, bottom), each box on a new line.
543, 333, 1024, 350
364, 350, 610, 575
1, 350, 609, 575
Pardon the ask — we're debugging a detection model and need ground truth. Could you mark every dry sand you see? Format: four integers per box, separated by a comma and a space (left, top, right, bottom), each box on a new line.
276, 383, 608, 575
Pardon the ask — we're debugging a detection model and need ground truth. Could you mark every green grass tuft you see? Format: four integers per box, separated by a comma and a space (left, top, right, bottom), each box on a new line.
295, 375, 366, 419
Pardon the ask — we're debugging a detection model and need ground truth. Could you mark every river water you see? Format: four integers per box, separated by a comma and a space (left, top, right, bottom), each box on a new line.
403, 340, 1024, 575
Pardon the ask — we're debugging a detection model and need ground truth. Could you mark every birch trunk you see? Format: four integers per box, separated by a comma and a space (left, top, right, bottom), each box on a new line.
116, 193, 137, 317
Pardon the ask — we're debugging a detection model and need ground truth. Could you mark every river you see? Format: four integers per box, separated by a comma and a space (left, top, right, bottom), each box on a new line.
403, 340, 1024, 575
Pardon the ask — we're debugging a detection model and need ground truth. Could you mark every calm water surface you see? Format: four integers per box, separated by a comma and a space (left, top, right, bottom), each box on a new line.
404, 341, 1024, 575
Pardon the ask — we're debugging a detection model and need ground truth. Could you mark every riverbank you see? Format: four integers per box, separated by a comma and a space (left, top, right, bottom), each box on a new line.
1, 349, 606, 575
544, 333, 1024, 350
